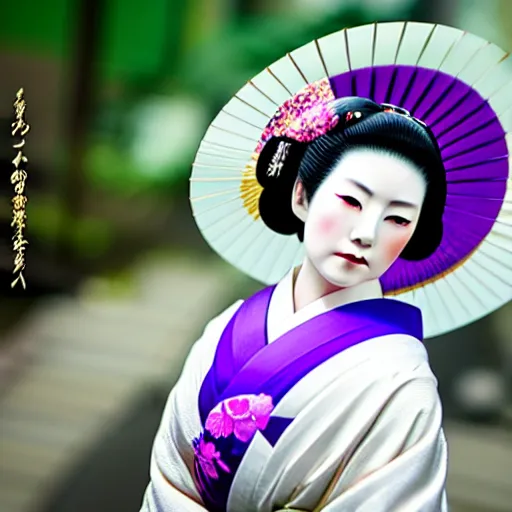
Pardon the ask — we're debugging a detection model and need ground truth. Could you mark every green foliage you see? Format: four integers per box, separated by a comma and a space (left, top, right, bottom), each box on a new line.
0, 0, 187, 81
84, 142, 191, 197
27, 198, 115, 258
0, 0, 72, 58
179, 8, 374, 104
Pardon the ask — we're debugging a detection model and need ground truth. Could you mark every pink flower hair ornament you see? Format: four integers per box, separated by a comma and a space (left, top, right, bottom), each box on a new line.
254, 79, 338, 154
285, 103, 340, 143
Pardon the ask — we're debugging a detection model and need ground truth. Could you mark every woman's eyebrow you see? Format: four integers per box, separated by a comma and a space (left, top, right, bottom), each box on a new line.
346, 179, 418, 208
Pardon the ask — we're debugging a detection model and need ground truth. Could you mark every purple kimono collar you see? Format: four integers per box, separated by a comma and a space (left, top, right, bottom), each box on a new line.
199, 284, 422, 425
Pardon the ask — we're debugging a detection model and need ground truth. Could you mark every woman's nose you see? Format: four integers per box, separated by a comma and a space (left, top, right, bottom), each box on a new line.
350, 216, 378, 248
352, 236, 373, 249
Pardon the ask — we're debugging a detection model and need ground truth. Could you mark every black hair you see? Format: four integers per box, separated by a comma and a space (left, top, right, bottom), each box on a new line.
255, 96, 447, 261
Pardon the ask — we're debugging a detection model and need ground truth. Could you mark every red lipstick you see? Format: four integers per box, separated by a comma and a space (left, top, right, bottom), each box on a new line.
335, 253, 368, 266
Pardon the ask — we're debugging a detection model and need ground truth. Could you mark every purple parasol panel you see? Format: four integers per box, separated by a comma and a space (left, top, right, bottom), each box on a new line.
329, 65, 508, 294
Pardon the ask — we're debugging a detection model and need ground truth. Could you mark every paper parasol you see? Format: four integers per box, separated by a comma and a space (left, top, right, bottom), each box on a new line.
190, 21, 512, 338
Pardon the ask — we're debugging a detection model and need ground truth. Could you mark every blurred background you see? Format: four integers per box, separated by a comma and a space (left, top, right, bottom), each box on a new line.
0, 0, 511, 511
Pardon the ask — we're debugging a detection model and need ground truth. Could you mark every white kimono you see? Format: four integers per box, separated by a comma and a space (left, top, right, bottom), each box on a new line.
141, 270, 448, 511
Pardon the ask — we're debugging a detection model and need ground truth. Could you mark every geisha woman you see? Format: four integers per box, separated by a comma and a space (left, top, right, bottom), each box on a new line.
141, 21, 512, 511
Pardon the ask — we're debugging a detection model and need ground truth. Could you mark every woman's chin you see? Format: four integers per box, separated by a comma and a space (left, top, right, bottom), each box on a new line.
320, 269, 363, 290
318, 262, 367, 288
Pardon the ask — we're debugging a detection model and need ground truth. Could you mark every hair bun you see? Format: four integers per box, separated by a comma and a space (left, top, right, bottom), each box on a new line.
258, 186, 304, 236
256, 136, 308, 236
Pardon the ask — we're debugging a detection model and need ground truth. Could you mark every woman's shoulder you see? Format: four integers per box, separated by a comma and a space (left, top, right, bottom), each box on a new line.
356, 331, 428, 364
205, 299, 244, 333
175, 299, 246, 389
350, 332, 439, 392
193, 299, 245, 356
204, 285, 272, 335
346, 334, 442, 418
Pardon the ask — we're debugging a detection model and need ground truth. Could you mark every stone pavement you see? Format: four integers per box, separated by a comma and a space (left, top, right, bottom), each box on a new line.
445, 422, 512, 511
0, 256, 245, 512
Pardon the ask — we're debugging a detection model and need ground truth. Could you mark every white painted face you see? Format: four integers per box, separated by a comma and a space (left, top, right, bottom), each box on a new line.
292, 148, 427, 288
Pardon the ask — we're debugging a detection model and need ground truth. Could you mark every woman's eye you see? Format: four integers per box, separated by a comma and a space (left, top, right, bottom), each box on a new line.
387, 215, 411, 226
337, 195, 362, 209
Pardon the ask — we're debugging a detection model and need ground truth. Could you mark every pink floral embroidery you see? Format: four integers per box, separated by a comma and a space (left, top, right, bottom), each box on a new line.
204, 402, 234, 438
205, 393, 274, 443
193, 434, 230, 480
225, 396, 251, 419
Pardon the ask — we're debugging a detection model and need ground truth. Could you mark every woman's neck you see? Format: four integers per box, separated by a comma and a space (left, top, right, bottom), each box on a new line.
292, 258, 382, 312
293, 258, 342, 311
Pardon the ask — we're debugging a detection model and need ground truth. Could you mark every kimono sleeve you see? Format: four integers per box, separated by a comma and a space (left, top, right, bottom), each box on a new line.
311, 375, 448, 511
140, 300, 243, 512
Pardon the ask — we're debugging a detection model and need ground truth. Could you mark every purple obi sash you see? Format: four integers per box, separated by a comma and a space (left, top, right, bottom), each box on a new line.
193, 285, 423, 511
